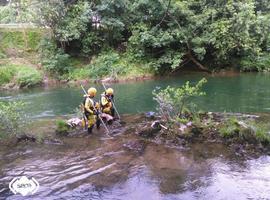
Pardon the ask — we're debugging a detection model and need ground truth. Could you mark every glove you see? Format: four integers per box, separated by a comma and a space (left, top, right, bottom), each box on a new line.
109, 95, 114, 101
94, 110, 100, 115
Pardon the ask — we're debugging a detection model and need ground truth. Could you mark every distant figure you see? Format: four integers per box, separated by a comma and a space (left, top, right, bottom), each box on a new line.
101, 88, 115, 119
83, 87, 100, 134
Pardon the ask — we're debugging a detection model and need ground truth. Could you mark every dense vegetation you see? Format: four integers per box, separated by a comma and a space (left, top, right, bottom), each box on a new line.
153, 79, 270, 148
0, 0, 270, 81
0, 101, 28, 138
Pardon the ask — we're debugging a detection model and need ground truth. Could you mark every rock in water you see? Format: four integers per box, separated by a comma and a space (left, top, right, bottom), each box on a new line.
137, 121, 161, 138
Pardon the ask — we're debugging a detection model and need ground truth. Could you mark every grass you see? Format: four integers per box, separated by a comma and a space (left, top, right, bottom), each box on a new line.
219, 117, 270, 145
0, 66, 15, 85
0, 28, 43, 58
67, 50, 154, 81
15, 65, 43, 87
56, 120, 70, 136
253, 123, 270, 144
0, 64, 42, 87
219, 117, 241, 138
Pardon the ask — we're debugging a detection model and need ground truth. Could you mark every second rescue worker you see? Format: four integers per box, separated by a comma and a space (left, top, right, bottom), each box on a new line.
101, 88, 115, 118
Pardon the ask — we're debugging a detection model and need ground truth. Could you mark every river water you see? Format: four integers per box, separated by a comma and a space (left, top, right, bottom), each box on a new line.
1, 73, 270, 118
1, 73, 270, 199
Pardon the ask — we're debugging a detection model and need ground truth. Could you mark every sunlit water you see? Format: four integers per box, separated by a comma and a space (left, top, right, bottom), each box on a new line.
1, 73, 270, 199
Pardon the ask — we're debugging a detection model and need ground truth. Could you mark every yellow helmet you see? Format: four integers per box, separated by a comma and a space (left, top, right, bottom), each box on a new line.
106, 88, 114, 95
87, 87, 97, 97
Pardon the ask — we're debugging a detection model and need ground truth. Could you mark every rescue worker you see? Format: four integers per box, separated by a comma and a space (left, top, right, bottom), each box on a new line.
101, 88, 115, 118
83, 87, 100, 134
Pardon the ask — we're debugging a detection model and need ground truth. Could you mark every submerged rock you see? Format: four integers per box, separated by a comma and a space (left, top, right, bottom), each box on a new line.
123, 140, 146, 154
16, 134, 36, 143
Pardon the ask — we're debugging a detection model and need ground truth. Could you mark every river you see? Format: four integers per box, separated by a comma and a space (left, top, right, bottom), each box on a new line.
1, 73, 270, 199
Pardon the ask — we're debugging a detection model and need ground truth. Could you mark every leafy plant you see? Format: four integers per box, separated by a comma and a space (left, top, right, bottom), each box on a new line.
15, 66, 42, 87
0, 66, 15, 85
56, 120, 70, 136
219, 117, 240, 138
0, 101, 28, 137
153, 78, 207, 122
40, 38, 71, 77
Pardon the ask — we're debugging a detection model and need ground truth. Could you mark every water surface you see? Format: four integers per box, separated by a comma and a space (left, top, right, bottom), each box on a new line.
1, 73, 270, 119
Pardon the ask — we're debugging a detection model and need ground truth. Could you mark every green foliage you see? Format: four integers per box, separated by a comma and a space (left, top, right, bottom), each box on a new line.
15, 66, 42, 87
219, 117, 240, 138
0, 31, 25, 49
0, 66, 15, 85
220, 118, 270, 144
56, 120, 70, 136
254, 123, 270, 144
0, 101, 28, 137
87, 50, 127, 79
40, 38, 71, 77
0, 0, 38, 23
0, 29, 43, 55
2, 0, 270, 75
67, 50, 153, 80
55, 1, 92, 42
0, 64, 42, 87
153, 78, 207, 122
240, 53, 270, 72
68, 68, 90, 80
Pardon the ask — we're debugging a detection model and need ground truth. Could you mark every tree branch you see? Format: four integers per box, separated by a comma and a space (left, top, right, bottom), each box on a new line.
155, 0, 171, 28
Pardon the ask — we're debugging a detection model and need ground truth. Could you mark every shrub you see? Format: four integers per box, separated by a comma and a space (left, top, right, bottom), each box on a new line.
153, 78, 207, 122
219, 117, 240, 138
0, 66, 14, 85
0, 101, 28, 138
253, 123, 270, 144
87, 50, 127, 78
15, 66, 43, 87
240, 53, 270, 72
56, 120, 70, 136
68, 68, 90, 80
40, 38, 71, 77
0, 64, 42, 87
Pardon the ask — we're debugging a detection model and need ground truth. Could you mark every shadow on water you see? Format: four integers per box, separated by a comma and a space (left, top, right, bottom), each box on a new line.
0, 114, 270, 199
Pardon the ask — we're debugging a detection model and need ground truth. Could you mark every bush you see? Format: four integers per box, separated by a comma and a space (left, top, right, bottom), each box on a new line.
253, 123, 270, 144
153, 78, 207, 122
87, 50, 127, 79
40, 38, 71, 77
56, 120, 70, 136
0, 66, 15, 85
219, 117, 240, 138
68, 68, 90, 80
0, 64, 42, 87
15, 66, 43, 87
240, 53, 270, 72
0, 101, 28, 138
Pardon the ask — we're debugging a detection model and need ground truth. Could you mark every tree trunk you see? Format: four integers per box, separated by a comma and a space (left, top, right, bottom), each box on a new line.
188, 52, 211, 73
186, 48, 211, 73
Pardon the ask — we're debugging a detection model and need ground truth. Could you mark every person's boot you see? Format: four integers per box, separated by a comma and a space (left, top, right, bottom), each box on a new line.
88, 125, 94, 134
111, 108, 115, 120
107, 119, 113, 125
96, 119, 101, 129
